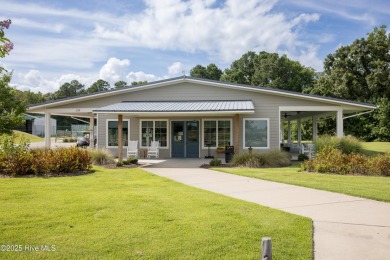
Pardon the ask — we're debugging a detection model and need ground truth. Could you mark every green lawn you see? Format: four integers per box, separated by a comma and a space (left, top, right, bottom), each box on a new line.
0, 167, 312, 259
216, 163, 390, 202
1, 130, 44, 143
362, 141, 390, 154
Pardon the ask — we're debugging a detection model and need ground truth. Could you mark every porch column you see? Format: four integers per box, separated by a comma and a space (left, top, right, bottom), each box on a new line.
336, 109, 344, 137
280, 121, 284, 144
44, 111, 51, 149
89, 115, 94, 149
312, 116, 318, 141
287, 121, 292, 144
118, 114, 123, 162
297, 118, 302, 146
234, 114, 240, 155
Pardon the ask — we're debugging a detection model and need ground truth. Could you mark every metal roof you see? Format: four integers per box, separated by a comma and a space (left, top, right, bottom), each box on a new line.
93, 100, 255, 113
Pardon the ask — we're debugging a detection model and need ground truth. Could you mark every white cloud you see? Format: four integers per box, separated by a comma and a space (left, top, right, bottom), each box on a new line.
167, 62, 184, 76
94, 0, 321, 63
3, 0, 335, 92
13, 70, 58, 94
99, 57, 131, 85
126, 71, 159, 84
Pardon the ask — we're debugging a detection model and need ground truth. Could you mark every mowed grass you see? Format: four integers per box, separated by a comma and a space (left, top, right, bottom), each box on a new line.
1, 130, 44, 143
361, 142, 390, 154
0, 167, 312, 259
216, 163, 390, 202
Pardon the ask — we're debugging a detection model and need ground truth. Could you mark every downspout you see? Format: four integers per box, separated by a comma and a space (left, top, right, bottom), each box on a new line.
71, 116, 90, 124
343, 109, 375, 120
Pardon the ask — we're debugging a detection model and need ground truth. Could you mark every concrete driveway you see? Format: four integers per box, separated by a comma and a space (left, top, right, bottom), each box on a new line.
143, 160, 390, 260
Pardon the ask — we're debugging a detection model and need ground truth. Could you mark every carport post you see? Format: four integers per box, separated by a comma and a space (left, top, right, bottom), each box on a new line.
336, 109, 344, 137
44, 111, 51, 149
89, 115, 94, 149
312, 116, 318, 141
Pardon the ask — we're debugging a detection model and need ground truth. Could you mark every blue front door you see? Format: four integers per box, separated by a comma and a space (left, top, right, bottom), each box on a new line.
171, 121, 199, 158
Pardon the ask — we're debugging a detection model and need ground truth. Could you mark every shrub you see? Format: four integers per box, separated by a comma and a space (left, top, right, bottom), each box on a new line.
301, 146, 390, 176
231, 150, 291, 168
0, 134, 34, 176
0, 134, 92, 177
31, 147, 92, 175
88, 149, 115, 165
123, 157, 138, 165
209, 158, 222, 166
314, 135, 363, 155
63, 138, 69, 143
338, 136, 363, 154
116, 161, 124, 167
297, 153, 309, 161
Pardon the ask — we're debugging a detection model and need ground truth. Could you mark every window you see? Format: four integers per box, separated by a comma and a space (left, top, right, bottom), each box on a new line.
203, 119, 232, 148
107, 120, 129, 147
243, 118, 269, 149
140, 120, 168, 148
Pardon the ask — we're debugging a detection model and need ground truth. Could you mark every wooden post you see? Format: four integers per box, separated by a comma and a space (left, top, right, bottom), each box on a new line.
118, 114, 123, 162
261, 237, 272, 260
234, 114, 239, 155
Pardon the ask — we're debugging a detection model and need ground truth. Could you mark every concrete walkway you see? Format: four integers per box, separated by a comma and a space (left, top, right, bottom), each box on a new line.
142, 159, 390, 260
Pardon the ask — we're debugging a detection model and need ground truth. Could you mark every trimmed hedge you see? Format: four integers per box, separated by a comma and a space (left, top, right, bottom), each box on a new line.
302, 147, 390, 176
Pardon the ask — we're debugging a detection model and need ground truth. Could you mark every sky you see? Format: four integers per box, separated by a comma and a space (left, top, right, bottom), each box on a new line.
1, 0, 389, 94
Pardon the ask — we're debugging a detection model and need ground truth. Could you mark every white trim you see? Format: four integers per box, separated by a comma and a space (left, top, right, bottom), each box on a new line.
139, 119, 169, 149
106, 119, 130, 148
201, 118, 233, 149
279, 106, 343, 112
243, 118, 270, 149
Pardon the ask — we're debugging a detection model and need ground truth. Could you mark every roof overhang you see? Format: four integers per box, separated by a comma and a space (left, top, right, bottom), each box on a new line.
93, 100, 255, 115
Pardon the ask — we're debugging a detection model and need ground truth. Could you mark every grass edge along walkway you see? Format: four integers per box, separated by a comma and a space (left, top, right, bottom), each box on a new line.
215, 165, 390, 202
0, 167, 312, 259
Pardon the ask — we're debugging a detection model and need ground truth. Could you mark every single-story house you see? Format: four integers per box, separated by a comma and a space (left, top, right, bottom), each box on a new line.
27, 76, 376, 159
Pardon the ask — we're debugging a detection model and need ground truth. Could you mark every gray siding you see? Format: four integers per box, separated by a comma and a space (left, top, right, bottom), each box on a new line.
74, 82, 343, 157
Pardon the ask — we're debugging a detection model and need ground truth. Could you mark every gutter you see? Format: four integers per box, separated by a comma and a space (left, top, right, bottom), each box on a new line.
343, 109, 375, 120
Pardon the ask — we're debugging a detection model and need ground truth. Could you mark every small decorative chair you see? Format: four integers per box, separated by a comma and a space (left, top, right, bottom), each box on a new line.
301, 143, 315, 159
127, 140, 139, 158
147, 141, 160, 158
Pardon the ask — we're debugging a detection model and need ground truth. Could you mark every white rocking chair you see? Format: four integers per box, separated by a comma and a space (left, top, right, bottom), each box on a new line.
301, 143, 315, 159
147, 141, 160, 158
127, 140, 139, 158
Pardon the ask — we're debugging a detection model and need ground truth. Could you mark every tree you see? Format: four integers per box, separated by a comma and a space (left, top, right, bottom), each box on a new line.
221, 51, 316, 92
308, 25, 390, 141
115, 80, 127, 89
0, 19, 13, 73
55, 80, 85, 99
131, 81, 147, 85
0, 74, 26, 134
86, 79, 110, 93
190, 63, 223, 80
